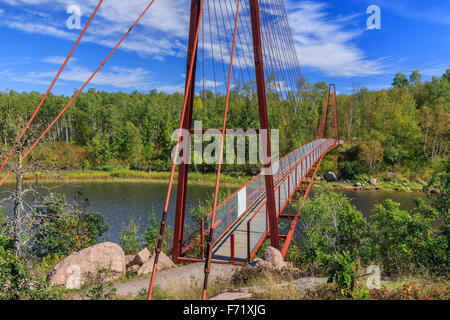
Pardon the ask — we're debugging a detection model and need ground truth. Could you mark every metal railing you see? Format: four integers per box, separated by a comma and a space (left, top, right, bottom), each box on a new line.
246, 139, 337, 260
201, 139, 329, 244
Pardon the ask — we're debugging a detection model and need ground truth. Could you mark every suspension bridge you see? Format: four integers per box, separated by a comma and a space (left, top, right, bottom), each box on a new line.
0, 0, 341, 300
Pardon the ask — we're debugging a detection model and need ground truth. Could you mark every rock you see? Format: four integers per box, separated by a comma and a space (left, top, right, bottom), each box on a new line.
125, 255, 135, 267
248, 168, 259, 176
402, 182, 408, 187
131, 247, 151, 267
49, 242, 125, 289
249, 258, 263, 267
264, 246, 286, 270
138, 252, 175, 275
315, 176, 322, 181
428, 188, 441, 195
255, 260, 274, 269
369, 178, 377, 186
127, 264, 140, 275
325, 172, 338, 182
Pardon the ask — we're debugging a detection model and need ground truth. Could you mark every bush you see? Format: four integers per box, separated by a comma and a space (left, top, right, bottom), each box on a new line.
291, 187, 368, 270
32, 194, 109, 258
340, 161, 364, 179
142, 213, 172, 253
0, 246, 63, 300
320, 251, 357, 292
119, 218, 143, 255
369, 198, 448, 277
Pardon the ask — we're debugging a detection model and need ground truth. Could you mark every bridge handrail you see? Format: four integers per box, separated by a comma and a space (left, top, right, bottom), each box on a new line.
246, 139, 337, 259
200, 140, 326, 237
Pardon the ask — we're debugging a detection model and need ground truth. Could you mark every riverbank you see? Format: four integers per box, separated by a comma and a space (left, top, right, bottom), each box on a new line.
0, 168, 430, 193
0, 169, 253, 188
319, 179, 425, 193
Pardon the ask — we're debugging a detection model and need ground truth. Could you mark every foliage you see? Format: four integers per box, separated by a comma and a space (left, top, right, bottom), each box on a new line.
119, 218, 143, 255
142, 212, 172, 254
32, 194, 109, 258
320, 250, 357, 292
0, 246, 64, 300
291, 187, 368, 269
82, 269, 117, 300
369, 198, 448, 277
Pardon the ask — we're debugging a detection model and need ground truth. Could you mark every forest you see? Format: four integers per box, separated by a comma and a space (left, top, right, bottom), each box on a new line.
0, 69, 448, 300
0, 69, 448, 185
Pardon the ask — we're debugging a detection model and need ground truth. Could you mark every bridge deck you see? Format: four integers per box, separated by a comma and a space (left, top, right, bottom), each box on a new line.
182, 139, 338, 264
212, 160, 295, 262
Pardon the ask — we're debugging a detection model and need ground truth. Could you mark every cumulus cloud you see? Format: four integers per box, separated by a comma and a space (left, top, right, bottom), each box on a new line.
0, 0, 190, 59
6, 63, 155, 90
285, 1, 387, 77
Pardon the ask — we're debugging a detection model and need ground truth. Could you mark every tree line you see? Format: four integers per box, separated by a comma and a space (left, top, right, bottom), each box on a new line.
0, 69, 448, 177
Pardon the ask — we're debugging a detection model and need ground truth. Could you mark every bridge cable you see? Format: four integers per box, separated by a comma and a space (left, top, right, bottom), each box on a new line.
201, 0, 241, 301
146, 0, 206, 300
0, 0, 104, 175
0, 0, 157, 188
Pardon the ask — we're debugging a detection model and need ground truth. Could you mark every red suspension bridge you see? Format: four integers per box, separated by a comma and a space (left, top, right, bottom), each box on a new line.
0, 0, 341, 300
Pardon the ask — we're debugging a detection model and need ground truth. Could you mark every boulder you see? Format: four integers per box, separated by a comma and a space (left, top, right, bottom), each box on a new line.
315, 176, 322, 181
125, 255, 135, 267
254, 260, 274, 269
138, 252, 175, 275
325, 172, 338, 182
369, 178, 377, 186
264, 246, 286, 270
131, 247, 151, 267
127, 264, 140, 275
48, 242, 125, 289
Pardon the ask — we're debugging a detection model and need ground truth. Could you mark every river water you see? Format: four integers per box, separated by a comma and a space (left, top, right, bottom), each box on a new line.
1, 181, 427, 243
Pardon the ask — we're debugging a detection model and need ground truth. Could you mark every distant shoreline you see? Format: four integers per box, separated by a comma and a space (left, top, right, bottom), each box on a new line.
0, 169, 428, 193
0, 169, 252, 188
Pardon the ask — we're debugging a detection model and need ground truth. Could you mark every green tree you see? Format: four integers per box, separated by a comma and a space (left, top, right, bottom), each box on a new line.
392, 72, 410, 88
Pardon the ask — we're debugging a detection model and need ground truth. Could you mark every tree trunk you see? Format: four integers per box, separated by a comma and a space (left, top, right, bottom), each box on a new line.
13, 149, 24, 257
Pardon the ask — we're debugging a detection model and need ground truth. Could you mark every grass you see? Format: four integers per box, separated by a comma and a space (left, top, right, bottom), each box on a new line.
0, 169, 252, 188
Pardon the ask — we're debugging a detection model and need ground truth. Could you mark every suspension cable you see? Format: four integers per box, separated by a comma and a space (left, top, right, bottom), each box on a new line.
0, 0, 157, 188
201, 0, 240, 301
0, 0, 104, 174
147, 0, 206, 300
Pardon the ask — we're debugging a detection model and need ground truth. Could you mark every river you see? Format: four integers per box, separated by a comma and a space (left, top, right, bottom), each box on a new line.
1, 181, 427, 243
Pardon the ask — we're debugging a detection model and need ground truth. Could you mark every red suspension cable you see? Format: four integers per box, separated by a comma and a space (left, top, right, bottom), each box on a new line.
201, 0, 241, 301
0, 0, 103, 174
0, 0, 157, 188
147, 0, 206, 300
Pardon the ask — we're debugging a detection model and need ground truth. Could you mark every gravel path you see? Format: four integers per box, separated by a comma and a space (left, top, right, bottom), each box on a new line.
115, 262, 242, 298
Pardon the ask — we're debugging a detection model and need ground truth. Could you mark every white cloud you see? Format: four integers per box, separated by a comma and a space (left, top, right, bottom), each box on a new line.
285, 1, 387, 77
42, 56, 77, 65
0, 0, 190, 59
4, 63, 155, 90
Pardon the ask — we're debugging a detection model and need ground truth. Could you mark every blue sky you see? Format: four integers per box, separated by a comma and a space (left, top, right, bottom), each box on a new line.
0, 0, 448, 95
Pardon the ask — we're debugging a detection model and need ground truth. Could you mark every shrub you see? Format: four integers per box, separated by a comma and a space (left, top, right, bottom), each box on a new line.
291, 187, 368, 269
119, 218, 143, 255
32, 194, 109, 258
320, 251, 357, 292
142, 213, 172, 254
369, 198, 448, 277
0, 246, 64, 300
340, 161, 364, 179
